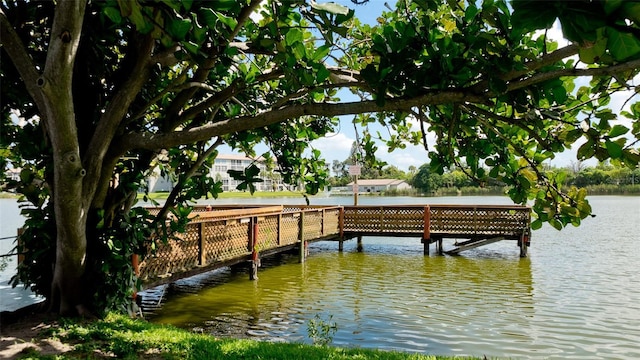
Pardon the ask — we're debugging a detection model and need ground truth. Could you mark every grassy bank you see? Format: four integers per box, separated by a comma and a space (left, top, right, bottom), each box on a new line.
0, 191, 18, 199
11, 313, 481, 359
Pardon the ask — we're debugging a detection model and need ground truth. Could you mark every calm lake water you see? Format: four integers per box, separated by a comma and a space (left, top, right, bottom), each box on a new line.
2, 195, 639, 359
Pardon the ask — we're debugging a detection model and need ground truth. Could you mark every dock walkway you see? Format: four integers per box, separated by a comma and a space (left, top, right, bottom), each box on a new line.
137, 204, 531, 288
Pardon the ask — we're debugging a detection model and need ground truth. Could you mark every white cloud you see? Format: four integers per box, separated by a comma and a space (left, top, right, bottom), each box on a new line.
310, 131, 355, 163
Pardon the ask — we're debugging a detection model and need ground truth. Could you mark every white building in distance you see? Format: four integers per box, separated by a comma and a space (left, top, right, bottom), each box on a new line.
347, 179, 412, 193
210, 154, 283, 192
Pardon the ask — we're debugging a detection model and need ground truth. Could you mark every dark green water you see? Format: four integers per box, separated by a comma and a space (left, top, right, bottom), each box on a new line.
143, 196, 640, 359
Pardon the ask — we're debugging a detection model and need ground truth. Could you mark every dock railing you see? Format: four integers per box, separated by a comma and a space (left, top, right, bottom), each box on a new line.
138, 205, 342, 286
341, 204, 530, 239
137, 204, 530, 286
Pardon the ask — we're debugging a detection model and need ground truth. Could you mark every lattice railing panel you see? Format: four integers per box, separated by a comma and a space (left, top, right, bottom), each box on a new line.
280, 213, 300, 246
302, 211, 323, 240
344, 207, 384, 232
323, 209, 341, 235
138, 224, 200, 280
430, 207, 529, 236
382, 207, 423, 232
203, 219, 250, 264
258, 216, 280, 250
344, 207, 424, 233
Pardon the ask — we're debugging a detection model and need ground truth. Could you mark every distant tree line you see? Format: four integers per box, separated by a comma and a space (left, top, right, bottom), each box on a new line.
328, 155, 640, 195
408, 161, 640, 195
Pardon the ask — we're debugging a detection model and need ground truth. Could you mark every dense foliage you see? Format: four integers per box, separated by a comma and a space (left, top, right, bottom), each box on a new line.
1, 0, 639, 314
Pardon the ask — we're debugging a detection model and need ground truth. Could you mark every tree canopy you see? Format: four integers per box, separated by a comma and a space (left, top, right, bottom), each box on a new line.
1, 0, 639, 315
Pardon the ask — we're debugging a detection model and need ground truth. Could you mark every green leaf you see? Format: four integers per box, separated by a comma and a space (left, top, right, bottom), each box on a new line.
622, 2, 640, 24
607, 27, 640, 61
182, 41, 199, 54
310, 1, 350, 16
531, 219, 543, 230
211, 0, 237, 12
168, 17, 192, 41
285, 28, 304, 46
577, 140, 595, 159
103, 7, 122, 24
608, 124, 629, 138
312, 45, 331, 61
511, 1, 557, 33
200, 8, 217, 29
605, 140, 623, 158
215, 11, 238, 30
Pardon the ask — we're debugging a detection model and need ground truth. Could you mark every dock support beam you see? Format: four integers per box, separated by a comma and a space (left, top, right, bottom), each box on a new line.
356, 236, 363, 252
299, 212, 306, 263
519, 233, 529, 258
250, 217, 260, 280
422, 206, 431, 256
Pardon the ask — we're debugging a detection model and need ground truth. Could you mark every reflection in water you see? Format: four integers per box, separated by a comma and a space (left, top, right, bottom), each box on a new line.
146, 238, 535, 358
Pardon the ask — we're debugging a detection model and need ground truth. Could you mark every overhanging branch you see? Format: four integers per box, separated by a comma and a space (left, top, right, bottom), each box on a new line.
117, 90, 485, 151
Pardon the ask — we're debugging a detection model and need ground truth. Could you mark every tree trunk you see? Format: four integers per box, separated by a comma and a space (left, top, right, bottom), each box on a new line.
39, 0, 89, 315
50, 151, 88, 314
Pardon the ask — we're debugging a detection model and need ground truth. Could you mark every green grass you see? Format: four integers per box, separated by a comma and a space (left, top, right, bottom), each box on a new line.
20, 313, 483, 359
0, 191, 19, 199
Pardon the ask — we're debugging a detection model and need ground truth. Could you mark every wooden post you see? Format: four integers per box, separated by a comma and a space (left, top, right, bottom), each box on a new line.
423, 206, 431, 256
250, 217, 260, 280
132, 254, 140, 303
357, 235, 363, 252
519, 232, 528, 258
277, 213, 282, 245
354, 174, 358, 205
299, 211, 306, 263
198, 222, 206, 266
438, 238, 443, 255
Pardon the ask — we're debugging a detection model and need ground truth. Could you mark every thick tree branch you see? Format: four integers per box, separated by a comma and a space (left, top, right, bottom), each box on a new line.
174, 69, 285, 124
82, 34, 155, 202
117, 90, 486, 152
469, 44, 579, 94
154, 138, 223, 223
507, 57, 640, 92
160, 0, 264, 132
502, 44, 580, 82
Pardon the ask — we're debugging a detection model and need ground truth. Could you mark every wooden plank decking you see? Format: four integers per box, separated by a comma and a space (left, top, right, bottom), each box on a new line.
136, 204, 531, 288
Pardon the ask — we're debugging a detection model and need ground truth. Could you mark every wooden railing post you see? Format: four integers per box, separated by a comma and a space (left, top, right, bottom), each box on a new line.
423, 205, 431, 255
338, 207, 344, 251
299, 211, 306, 263
198, 222, 206, 266
132, 254, 140, 304
277, 213, 282, 245
250, 217, 260, 280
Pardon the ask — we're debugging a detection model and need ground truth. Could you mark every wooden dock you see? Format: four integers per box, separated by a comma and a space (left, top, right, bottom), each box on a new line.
136, 204, 531, 288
